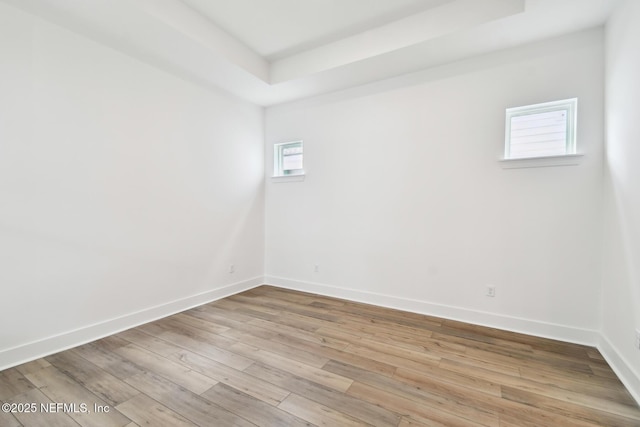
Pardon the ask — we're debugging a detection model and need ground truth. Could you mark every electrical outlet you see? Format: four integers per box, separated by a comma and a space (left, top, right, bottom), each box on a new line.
486, 286, 496, 297
229, 264, 235, 274
635, 329, 640, 350
314, 264, 319, 273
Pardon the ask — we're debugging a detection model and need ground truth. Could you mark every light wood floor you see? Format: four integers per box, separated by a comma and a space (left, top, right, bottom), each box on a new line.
2, 286, 639, 427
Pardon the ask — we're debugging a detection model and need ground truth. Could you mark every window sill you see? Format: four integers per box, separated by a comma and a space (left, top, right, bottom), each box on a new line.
500, 154, 583, 169
271, 174, 305, 183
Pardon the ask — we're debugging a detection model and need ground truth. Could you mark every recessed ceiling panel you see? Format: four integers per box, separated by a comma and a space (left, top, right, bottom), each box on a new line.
4, 0, 619, 106
180, 0, 452, 59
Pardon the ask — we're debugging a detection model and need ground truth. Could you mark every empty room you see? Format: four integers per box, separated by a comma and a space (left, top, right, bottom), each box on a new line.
1, 0, 639, 425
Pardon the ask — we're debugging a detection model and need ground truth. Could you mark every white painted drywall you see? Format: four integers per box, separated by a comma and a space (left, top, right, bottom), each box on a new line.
601, 0, 640, 403
0, 2, 264, 366
265, 29, 604, 342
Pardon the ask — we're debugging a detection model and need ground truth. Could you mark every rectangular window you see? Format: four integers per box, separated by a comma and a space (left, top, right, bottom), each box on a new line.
505, 98, 577, 160
274, 141, 304, 177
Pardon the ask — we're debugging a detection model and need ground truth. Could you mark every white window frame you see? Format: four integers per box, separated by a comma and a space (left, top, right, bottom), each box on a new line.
273, 140, 304, 180
502, 98, 581, 168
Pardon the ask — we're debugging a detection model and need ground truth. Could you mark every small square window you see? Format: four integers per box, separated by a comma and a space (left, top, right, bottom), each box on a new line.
505, 98, 577, 160
273, 141, 304, 177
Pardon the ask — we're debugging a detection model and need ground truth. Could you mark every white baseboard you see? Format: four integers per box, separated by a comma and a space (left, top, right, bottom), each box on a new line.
0, 276, 264, 371
264, 276, 599, 346
598, 335, 640, 406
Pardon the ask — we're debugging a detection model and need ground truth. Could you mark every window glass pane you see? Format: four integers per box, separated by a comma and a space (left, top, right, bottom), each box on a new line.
505, 98, 576, 160
274, 141, 303, 176
283, 153, 303, 171
282, 146, 302, 156
509, 110, 567, 159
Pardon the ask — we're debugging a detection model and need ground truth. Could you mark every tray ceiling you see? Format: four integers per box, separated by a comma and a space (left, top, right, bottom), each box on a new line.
0, 0, 618, 105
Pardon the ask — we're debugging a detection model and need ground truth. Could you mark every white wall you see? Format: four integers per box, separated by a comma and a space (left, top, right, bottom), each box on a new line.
601, 0, 640, 403
0, 2, 264, 368
265, 29, 604, 343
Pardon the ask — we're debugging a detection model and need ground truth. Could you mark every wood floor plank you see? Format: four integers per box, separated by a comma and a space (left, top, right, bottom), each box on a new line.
93, 336, 130, 353
151, 317, 237, 349
226, 293, 340, 323
439, 351, 522, 377
124, 371, 254, 427
331, 311, 440, 339
0, 411, 22, 427
430, 330, 533, 354
244, 362, 401, 426
112, 344, 217, 395
25, 366, 131, 427
214, 297, 282, 317
116, 329, 183, 357
439, 358, 527, 387
0, 406, 23, 427
185, 306, 248, 330
436, 361, 609, 427
277, 393, 366, 426
168, 349, 291, 406
221, 327, 332, 367
587, 348, 606, 361
331, 301, 442, 331
440, 320, 567, 352
394, 365, 502, 397
246, 286, 317, 305
0, 368, 36, 400
506, 372, 640, 416
431, 327, 599, 373
465, 346, 594, 376
591, 363, 625, 380
398, 416, 440, 427
2, 286, 638, 426
401, 364, 608, 426
229, 342, 353, 392
278, 310, 347, 331
372, 330, 467, 355
169, 313, 231, 335
115, 394, 196, 427
14, 359, 51, 376
6, 388, 79, 427
314, 325, 364, 342
326, 360, 500, 427
201, 383, 309, 427
134, 326, 254, 371
347, 381, 488, 427
195, 304, 257, 324
45, 351, 139, 407
259, 311, 326, 333
71, 343, 146, 381
355, 335, 444, 365
246, 317, 351, 350
0, 414, 22, 427
502, 386, 640, 427
250, 328, 398, 377
518, 366, 637, 405
496, 412, 597, 427
442, 356, 639, 418
342, 342, 440, 372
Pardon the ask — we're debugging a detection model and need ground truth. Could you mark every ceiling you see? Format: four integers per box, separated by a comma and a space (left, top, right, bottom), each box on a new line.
181, 0, 451, 59
1, 0, 619, 106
